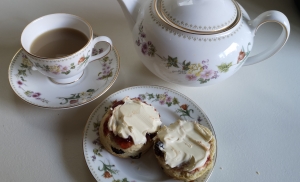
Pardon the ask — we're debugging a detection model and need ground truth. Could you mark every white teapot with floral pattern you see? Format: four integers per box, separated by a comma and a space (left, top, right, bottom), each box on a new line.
118, 0, 290, 87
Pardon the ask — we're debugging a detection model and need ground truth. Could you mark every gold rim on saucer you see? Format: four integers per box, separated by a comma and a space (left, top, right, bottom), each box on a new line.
8, 46, 120, 110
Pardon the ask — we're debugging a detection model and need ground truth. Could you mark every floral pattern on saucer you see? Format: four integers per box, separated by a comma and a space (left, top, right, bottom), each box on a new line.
83, 86, 216, 182
8, 44, 120, 109
17, 80, 49, 104
97, 56, 114, 82
57, 89, 98, 105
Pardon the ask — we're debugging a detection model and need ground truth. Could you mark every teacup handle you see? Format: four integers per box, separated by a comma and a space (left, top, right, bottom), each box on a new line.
243, 10, 290, 66
89, 36, 113, 63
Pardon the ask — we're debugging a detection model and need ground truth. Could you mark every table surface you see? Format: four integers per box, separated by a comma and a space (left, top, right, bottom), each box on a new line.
1, 0, 300, 181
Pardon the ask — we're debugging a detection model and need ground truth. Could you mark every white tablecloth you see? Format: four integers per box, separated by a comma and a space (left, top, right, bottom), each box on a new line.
0, 0, 299, 181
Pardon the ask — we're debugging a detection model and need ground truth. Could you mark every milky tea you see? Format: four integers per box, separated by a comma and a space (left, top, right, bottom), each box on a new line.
30, 28, 89, 58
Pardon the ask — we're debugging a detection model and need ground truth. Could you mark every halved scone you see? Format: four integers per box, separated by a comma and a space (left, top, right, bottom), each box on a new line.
99, 96, 162, 159
153, 119, 216, 181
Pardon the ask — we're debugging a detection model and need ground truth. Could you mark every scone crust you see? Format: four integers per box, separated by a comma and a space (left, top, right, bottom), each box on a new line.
154, 124, 216, 181
99, 108, 154, 158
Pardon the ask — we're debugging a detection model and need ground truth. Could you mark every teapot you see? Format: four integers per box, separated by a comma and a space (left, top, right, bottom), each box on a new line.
117, 0, 290, 87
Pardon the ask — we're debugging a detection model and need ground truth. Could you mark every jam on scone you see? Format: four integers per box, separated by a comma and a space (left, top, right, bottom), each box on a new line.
99, 96, 162, 158
153, 119, 216, 181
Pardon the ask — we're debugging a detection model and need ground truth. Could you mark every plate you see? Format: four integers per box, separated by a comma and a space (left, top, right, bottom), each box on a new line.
8, 42, 120, 109
83, 85, 217, 182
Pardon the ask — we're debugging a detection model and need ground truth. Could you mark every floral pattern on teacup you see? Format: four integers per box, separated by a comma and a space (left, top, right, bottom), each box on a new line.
15, 54, 34, 81
92, 48, 104, 56
77, 50, 91, 70
35, 62, 76, 75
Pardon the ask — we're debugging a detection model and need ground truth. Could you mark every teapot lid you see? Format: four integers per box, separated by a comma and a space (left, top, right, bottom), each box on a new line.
154, 0, 241, 35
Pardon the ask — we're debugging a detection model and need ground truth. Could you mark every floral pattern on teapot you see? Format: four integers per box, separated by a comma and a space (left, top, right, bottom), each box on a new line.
135, 22, 251, 84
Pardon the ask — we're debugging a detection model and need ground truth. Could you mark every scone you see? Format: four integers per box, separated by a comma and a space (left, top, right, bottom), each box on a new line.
153, 120, 216, 181
99, 96, 162, 159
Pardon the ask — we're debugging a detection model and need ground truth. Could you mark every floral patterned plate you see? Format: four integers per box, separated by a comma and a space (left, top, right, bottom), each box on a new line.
83, 85, 217, 182
8, 42, 120, 109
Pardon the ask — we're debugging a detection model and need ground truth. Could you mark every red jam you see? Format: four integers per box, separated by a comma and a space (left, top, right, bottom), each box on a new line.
114, 135, 134, 149
103, 98, 156, 150
111, 100, 125, 109
104, 119, 134, 149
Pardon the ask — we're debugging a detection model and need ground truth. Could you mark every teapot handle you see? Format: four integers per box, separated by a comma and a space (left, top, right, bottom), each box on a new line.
243, 10, 290, 66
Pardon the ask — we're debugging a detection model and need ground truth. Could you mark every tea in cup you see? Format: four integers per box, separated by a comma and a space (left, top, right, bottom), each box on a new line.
21, 13, 112, 84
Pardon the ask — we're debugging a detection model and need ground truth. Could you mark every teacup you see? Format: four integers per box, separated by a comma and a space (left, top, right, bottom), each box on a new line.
21, 13, 112, 84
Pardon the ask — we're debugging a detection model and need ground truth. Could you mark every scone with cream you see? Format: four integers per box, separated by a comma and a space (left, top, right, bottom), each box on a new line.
99, 96, 162, 159
153, 120, 216, 181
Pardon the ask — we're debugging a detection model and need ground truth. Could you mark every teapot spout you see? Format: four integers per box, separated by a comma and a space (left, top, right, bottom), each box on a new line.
117, 0, 141, 30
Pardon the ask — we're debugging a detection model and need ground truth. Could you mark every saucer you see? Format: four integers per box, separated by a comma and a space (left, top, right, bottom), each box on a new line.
83, 85, 217, 182
8, 44, 120, 109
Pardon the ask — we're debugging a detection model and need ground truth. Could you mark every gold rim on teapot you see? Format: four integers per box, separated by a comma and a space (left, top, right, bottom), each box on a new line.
154, 0, 242, 35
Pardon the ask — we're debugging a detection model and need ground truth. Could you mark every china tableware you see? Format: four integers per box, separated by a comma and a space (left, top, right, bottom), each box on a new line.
8, 42, 120, 109
21, 13, 112, 84
83, 85, 217, 182
118, 0, 290, 87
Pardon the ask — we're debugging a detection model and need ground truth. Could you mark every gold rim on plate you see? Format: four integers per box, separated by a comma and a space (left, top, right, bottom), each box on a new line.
82, 85, 217, 182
